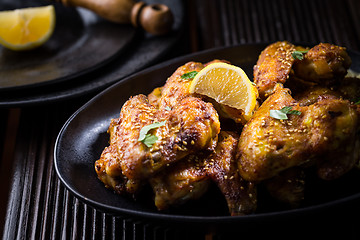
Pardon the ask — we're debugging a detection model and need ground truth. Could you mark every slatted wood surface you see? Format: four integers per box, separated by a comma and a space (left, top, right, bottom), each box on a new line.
1, 0, 360, 239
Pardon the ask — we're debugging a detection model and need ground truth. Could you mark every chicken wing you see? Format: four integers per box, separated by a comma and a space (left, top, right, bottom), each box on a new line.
156, 61, 204, 109
150, 131, 257, 215
293, 43, 351, 85
254, 42, 352, 100
95, 145, 141, 195
237, 86, 360, 181
151, 60, 248, 123
253, 41, 296, 100
205, 131, 257, 215
95, 93, 220, 196
150, 154, 211, 211
116, 95, 220, 180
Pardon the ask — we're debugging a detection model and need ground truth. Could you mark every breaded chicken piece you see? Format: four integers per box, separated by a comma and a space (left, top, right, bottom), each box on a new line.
237, 87, 360, 181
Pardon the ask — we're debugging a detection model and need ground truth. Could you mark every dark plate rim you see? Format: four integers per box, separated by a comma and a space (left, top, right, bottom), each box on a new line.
54, 43, 360, 224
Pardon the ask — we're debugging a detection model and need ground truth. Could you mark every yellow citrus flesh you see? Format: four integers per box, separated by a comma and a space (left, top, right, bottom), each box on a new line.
189, 62, 258, 121
0, 5, 55, 51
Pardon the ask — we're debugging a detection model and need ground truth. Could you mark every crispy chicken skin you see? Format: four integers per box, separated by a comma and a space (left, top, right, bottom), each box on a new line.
95, 61, 221, 198
253, 41, 296, 100
115, 95, 220, 180
156, 61, 204, 109
150, 60, 248, 123
237, 86, 360, 182
95, 93, 220, 194
150, 155, 211, 211
154, 60, 228, 110
95, 145, 142, 195
205, 131, 257, 215
293, 43, 352, 85
150, 131, 257, 215
254, 42, 352, 100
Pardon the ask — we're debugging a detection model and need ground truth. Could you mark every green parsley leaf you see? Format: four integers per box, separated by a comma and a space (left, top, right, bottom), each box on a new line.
292, 50, 309, 60
181, 71, 198, 79
142, 134, 159, 148
270, 106, 301, 120
138, 121, 166, 147
354, 100, 360, 105
164, 106, 172, 111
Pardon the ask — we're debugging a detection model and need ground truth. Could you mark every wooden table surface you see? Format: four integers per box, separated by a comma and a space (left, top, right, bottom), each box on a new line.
1, 0, 360, 239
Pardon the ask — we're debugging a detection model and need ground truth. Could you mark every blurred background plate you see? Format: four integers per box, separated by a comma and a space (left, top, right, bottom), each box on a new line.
0, 0, 136, 91
0, 0, 184, 107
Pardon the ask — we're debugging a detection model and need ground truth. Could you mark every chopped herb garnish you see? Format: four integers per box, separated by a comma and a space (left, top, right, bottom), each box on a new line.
270, 106, 301, 120
354, 100, 360, 105
141, 134, 159, 148
138, 121, 166, 147
292, 50, 309, 60
164, 106, 172, 111
181, 71, 198, 79
251, 81, 256, 86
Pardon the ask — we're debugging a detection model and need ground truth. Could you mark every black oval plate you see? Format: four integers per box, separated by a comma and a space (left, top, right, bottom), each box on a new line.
0, 0, 136, 91
54, 44, 360, 226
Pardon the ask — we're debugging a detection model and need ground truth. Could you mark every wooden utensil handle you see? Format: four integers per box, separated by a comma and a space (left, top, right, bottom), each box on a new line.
56, 0, 174, 35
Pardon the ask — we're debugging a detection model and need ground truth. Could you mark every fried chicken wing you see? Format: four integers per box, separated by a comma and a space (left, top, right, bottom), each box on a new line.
293, 43, 351, 85
157, 61, 204, 109
205, 131, 257, 215
237, 86, 360, 181
95, 93, 220, 195
152, 60, 247, 123
95, 145, 141, 195
150, 131, 257, 215
150, 155, 211, 211
253, 41, 296, 100
254, 42, 352, 100
117, 95, 220, 180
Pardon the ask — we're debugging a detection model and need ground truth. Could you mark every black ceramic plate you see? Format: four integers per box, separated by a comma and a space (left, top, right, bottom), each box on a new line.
0, 0, 136, 91
0, 0, 184, 107
54, 44, 360, 225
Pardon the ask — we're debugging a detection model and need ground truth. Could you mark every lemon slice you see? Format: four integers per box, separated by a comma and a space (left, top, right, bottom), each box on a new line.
189, 62, 258, 120
0, 5, 55, 51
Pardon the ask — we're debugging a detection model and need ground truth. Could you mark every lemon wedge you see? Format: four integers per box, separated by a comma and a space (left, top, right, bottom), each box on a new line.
189, 62, 258, 121
0, 5, 55, 51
